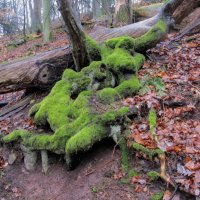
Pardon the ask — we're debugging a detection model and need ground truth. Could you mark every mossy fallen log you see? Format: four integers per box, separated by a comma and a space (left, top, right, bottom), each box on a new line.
0, 0, 189, 94
134, 3, 163, 21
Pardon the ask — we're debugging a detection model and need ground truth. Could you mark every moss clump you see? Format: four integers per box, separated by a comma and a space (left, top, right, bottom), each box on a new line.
97, 88, 120, 104
132, 142, 163, 158
147, 171, 159, 181
134, 20, 167, 52
119, 138, 129, 172
101, 107, 129, 124
105, 49, 145, 74
116, 76, 141, 97
85, 34, 101, 61
128, 169, 138, 178
150, 192, 164, 200
3, 130, 31, 143
105, 36, 135, 51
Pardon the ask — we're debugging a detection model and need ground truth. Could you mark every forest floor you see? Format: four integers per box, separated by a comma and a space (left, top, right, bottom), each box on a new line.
0, 27, 199, 200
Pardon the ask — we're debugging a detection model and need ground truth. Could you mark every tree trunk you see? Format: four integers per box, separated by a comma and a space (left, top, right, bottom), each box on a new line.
134, 3, 163, 22
42, 0, 52, 43
173, 0, 200, 24
56, 0, 90, 71
92, 0, 101, 18
115, 0, 132, 25
31, 0, 42, 33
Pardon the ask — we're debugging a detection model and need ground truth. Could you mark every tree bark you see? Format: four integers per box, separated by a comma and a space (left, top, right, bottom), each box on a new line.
42, 0, 52, 43
0, 46, 73, 94
173, 0, 200, 24
30, 0, 42, 33
134, 3, 163, 22
56, 0, 90, 71
115, 0, 132, 25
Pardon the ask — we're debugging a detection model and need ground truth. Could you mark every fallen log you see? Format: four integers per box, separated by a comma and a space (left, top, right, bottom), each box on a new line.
133, 3, 163, 22
0, 46, 74, 94
0, 0, 197, 94
0, 16, 160, 94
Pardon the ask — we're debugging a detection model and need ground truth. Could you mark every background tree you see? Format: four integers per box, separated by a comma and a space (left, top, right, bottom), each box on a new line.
29, 0, 42, 33
115, 0, 132, 25
42, 0, 52, 43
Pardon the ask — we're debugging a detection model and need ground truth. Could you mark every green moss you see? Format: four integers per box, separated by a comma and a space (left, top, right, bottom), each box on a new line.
105, 49, 144, 74
116, 76, 141, 97
149, 108, 156, 128
147, 171, 159, 181
97, 88, 120, 104
119, 138, 129, 172
101, 107, 129, 124
91, 186, 98, 193
148, 108, 157, 141
105, 36, 135, 51
134, 20, 167, 52
33, 79, 71, 130
100, 44, 114, 60
29, 103, 41, 118
66, 124, 108, 155
3, 130, 31, 143
150, 192, 164, 200
132, 142, 163, 158
128, 169, 138, 178
85, 34, 101, 61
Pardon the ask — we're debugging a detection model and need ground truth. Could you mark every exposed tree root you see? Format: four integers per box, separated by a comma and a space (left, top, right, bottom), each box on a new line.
159, 153, 175, 187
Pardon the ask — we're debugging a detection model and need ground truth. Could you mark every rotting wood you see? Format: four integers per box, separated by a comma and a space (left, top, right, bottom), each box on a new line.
0, 95, 33, 121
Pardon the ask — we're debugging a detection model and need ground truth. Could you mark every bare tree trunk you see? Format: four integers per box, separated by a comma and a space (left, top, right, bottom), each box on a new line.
56, 0, 90, 71
92, 0, 101, 18
42, 0, 52, 43
30, 0, 42, 33
115, 0, 132, 25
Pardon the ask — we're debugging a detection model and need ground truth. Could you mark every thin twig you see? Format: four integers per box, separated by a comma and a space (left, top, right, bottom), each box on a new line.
169, 185, 179, 200
112, 137, 124, 158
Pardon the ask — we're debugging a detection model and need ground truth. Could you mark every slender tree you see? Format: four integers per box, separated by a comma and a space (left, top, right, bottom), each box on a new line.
42, 0, 52, 42
56, 0, 90, 71
29, 0, 42, 33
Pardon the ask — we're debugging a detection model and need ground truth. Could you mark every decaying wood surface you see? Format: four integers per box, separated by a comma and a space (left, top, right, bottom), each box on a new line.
0, 46, 73, 94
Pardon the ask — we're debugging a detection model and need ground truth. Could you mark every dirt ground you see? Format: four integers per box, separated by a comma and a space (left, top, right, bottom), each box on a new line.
0, 138, 195, 200
0, 140, 152, 200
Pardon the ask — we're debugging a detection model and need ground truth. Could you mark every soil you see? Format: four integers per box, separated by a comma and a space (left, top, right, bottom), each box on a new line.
0, 140, 154, 200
